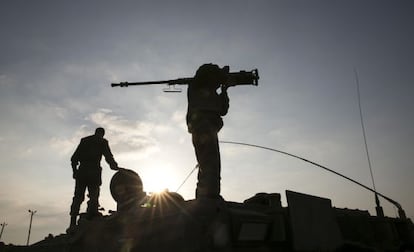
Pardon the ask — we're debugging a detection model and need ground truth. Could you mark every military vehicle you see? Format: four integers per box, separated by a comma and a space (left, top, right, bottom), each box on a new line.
61, 168, 414, 252
2, 167, 412, 252
1, 65, 413, 252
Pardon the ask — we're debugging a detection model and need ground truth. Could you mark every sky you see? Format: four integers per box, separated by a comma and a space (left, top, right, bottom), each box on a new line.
1, 0, 413, 245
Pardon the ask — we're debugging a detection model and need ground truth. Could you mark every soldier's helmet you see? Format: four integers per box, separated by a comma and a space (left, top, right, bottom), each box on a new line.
110, 169, 146, 210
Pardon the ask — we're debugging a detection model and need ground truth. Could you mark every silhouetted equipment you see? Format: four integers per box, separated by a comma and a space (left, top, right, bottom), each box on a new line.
26, 210, 37, 246
0, 222, 7, 241
5, 65, 414, 251
110, 68, 259, 92
5, 166, 413, 251
220, 140, 408, 220
354, 69, 386, 219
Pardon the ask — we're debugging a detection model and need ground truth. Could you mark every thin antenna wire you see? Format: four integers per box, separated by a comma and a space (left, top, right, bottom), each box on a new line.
220, 140, 375, 193
354, 68, 377, 192
354, 68, 384, 217
220, 140, 406, 219
176, 164, 199, 192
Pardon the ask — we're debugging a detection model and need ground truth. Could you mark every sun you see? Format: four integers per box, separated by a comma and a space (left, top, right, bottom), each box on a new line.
141, 167, 180, 194
144, 179, 171, 194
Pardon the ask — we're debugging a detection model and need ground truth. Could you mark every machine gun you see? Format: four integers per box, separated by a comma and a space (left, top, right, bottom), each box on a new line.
111, 68, 259, 92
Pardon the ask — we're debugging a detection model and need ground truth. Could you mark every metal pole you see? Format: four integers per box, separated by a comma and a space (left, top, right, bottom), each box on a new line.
26, 210, 36, 246
0, 222, 7, 241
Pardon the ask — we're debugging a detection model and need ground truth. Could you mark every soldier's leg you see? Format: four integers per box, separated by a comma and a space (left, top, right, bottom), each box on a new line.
193, 131, 221, 199
86, 184, 100, 217
70, 180, 86, 226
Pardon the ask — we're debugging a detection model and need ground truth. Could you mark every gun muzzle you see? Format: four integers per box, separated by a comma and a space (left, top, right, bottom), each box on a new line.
111, 82, 130, 87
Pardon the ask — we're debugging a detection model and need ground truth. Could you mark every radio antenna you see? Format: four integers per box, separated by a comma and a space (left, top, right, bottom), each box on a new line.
354, 68, 384, 217
220, 140, 406, 219
176, 164, 199, 192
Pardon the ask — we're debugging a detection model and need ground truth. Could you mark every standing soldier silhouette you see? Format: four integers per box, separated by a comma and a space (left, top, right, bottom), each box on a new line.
186, 63, 229, 199
69, 127, 119, 230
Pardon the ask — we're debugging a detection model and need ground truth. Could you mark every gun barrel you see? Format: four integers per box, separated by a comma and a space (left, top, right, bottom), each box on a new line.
111, 78, 193, 87
111, 69, 259, 88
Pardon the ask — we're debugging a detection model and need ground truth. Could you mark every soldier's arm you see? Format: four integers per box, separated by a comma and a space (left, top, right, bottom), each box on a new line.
102, 140, 118, 170
219, 86, 229, 116
71, 142, 82, 168
71, 141, 81, 178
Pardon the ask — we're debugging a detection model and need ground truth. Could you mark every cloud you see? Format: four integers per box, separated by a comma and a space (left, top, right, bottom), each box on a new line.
0, 74, 16, 89
49, 109, 169, 159
88, 109, 161, 153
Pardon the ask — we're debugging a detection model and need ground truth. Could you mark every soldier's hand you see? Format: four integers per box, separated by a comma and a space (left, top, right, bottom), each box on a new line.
110, 164, 119, 171
221, 84, 229, 92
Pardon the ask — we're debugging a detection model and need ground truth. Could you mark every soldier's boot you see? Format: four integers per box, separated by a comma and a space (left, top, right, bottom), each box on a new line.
66, 215, 77, 234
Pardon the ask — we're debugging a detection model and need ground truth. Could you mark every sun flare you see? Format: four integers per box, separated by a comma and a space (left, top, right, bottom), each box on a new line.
144, 180, 171, 194
141, 168, 180, 194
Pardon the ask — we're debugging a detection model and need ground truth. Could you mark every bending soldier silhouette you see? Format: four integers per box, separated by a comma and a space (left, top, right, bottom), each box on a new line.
69, 127, 119, 229
187, 64, 229, 199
